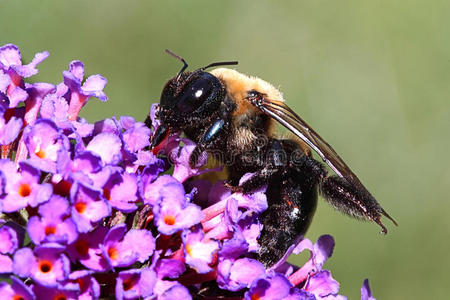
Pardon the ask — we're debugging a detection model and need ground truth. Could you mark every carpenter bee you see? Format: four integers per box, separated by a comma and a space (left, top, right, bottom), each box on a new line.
151, 50, 397, 266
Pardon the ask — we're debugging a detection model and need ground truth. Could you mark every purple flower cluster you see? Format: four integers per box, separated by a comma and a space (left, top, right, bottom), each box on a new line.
0, 44, 376, 299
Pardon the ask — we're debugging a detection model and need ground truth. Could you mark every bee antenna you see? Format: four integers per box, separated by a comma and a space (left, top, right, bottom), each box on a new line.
165, 49, 188, 81
200, 60, 238, 71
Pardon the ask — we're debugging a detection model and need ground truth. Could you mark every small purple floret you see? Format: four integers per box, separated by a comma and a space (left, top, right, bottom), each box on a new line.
13, 245, 70, 287
361, 279, 376, 300
116, 267, 157, 300
0, 276, 35, 300
245, 273, 293, 300
153, 181, 203, 235
27, 195, 78, 245
0, 160, 52, 212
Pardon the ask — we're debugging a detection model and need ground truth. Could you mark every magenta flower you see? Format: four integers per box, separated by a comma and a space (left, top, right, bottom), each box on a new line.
182, 227, 219, 274
115, 268, 156, 300
13, 245, 70, 287
102, 171, 138, 212
86, 132, 122, 165
245, 273, 293, 300
218, 257, 266, 291
32, 283, 79, 300
23, 119, 70, 173
153, 180, 203, 235
0, 108, 22, 145
0, 224, 20, 254
0, 43, 380, 299
27, 195, 78, 245
63, 60, 107, 121
169, 138, 209, 182
119, 116, 151, 153
155, 258, 186, 279
159, 284, 192, 300
361, 279, 376, 300
70, 183, 111, 233
0, 44, 49, 108
0, 222, 25, 274
66, 225, 109, 271
99, 224, 155, 269
0, 276, 35, 300
0, 160, 52, 212
141, 174, 177, 206
40, 84, 72, 128
66, 270, 101, 300
0, 254, 13, 273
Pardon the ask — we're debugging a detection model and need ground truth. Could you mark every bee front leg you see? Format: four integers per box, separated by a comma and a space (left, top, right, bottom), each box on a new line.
189, 119, 228, 168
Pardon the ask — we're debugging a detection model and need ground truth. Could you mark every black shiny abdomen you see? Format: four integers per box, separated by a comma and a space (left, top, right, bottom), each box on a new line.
258, 167, 319, 266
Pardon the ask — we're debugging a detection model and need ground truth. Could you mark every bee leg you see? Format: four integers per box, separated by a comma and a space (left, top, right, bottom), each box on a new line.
144, 114, 152, 129
258, 168, 319, 267
189, 119, 228, 168
257, 141, 326, 266
225, 139, 288, 193
230, 167, 279, 194
320, 176, 397, 233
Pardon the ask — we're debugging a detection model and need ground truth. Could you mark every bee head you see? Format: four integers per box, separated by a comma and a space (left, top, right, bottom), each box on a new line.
160, 70, 224, 118
158, 50, 237, 128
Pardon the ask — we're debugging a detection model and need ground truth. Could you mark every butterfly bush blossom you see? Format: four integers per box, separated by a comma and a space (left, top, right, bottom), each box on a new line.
0, 44, 376, 300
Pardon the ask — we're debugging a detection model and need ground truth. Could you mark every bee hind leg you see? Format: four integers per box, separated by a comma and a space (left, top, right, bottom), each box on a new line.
320, 175, 397, 233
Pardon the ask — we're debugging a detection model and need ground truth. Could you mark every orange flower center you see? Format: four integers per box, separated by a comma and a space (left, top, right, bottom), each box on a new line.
45, 225, 57, 236
103, 188, 111, 200
53, 293, 67, 300
38, 260, 53, 273
251, 293, 261, 300
74, 201, 87, 213
13, 296, 25, 300
108, 246, 118, 260
18, 183, 31, 197
35, 148, 46, 158
185, 244, 193, 256
163, 215, 176, 225
123, 278, 135, 291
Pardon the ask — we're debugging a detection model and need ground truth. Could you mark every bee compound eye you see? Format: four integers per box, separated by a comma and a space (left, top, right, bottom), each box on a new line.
176, 74, 217, 114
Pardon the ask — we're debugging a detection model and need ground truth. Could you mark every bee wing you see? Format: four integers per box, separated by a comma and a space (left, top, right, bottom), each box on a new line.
251, 97, 397, 228
252, 98, 366, 189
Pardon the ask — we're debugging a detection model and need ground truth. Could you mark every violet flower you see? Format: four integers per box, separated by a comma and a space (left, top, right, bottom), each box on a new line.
63, 60, 107, 121
0, 43, 379, 299
33, 283, 79, 300
66, 270, 101, 300
0, 276, 35, 300
245, 273, 294, 300
115, 267, 156, 300
153, 180, 203, 235
0, 108, 22, 146
13, 244, 70, 287
0, 160, 52, 212
0, 44, 49, 108
27, 195, 78, 245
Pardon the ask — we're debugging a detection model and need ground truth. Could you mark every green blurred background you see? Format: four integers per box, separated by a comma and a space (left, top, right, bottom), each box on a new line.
2, 0, 449, 298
